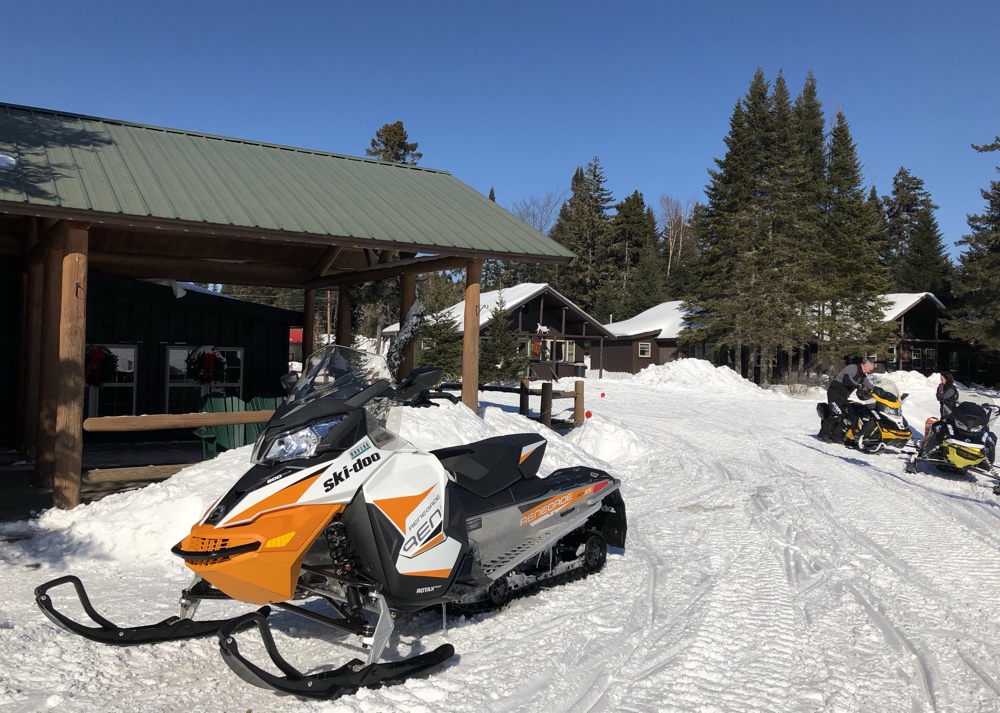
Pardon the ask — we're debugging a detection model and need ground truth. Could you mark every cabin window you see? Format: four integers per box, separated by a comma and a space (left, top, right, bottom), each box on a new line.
84, 344, 137, 417
166, 346, 244, 414
638, 342, 652, 358
924, 348, 936, 368
910, 348, 922, 368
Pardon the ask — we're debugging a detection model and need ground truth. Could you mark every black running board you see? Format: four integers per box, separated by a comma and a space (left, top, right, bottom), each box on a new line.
34, 575, 244, 645
218, 610, 455, 699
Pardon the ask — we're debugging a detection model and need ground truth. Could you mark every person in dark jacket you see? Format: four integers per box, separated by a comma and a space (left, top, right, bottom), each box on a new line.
936, 371, 959, 419
819, 359, 876, 443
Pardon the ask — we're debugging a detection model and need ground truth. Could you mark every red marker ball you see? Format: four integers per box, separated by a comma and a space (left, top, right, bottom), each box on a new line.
585, 411, 592, 419
600, 392, 605, 398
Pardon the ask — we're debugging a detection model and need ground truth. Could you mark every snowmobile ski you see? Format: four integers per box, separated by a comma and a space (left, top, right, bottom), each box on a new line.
217, 605, 455, 698
34, 575, 247, 645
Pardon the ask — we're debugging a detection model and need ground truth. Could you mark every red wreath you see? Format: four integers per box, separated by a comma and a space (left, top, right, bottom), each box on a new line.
186, 348, 227, 384
85, 347, 119, 386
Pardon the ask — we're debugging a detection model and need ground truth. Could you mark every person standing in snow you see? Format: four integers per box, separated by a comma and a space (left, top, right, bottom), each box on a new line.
936, 371, 959, 419
820, 359, 876, 443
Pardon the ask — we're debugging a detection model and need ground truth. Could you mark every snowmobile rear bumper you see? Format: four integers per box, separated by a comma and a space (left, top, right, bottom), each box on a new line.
34, 575, 243, 645
217, 610, 455, 699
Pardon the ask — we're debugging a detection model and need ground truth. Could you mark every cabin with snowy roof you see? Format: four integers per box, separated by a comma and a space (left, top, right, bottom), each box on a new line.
384, 283, 613, 381
591, 301, 687, 374
590, 292, 970, 380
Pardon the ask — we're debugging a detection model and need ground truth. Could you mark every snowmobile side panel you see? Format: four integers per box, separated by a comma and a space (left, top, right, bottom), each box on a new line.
359, 452, 468, 607
175, 503, 343, 605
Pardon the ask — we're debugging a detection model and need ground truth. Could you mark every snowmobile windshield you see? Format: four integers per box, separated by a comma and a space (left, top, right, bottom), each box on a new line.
952, 400, 990, 435
957, 392, 999, 426
289, 346, 393, 406
870, 375, 901, 401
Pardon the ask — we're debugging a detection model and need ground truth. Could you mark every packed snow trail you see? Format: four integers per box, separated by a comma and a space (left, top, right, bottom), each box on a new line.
3, 361, 1000, 711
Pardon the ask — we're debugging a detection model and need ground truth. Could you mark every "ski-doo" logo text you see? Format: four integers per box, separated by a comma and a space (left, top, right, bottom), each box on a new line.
322, 451, 381, 492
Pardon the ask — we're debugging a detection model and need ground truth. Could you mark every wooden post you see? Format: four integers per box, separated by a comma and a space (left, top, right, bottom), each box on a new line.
461, 260, 483, 412
539, 382, 553, 428
573, 380, 585, 426
53, 223, 89, 509
398, 272, 417, 381
36, 238, 64, 487
302, 289, 316, 359
336, 285, 352, 347
599, 337, 604, 379
24, 256, 43, 457
519, 379, 530, 416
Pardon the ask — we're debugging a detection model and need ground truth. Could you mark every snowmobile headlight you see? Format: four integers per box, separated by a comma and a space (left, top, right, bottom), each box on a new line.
263, 416, 347, 463
882, 405, 901, 417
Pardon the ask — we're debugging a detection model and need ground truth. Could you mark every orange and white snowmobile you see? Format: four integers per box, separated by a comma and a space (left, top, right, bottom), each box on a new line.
35, 346, 627, 699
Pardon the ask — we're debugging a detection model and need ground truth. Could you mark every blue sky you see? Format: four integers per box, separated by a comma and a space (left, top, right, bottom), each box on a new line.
6, 1, 999, 256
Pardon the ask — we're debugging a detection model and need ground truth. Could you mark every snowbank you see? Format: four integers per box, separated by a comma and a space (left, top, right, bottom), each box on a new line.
630, 358, 782, 398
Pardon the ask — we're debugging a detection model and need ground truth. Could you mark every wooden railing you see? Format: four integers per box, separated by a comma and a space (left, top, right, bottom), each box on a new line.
77, 410, 276, 487
83, 410, 276, 433
440, 380, 585, 428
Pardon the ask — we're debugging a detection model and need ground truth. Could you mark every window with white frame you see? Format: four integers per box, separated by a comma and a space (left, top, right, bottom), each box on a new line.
638, 342, 652, 358
924, 348, 936, 368
84, 344, 137, 417
911, 348, 922, 368
166, 346, 243, 414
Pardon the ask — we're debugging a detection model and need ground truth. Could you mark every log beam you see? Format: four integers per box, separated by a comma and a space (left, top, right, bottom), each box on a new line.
335, 285, 352, 347
304, 255, 469, 289
89, 252, 306, 287
302, 289, 316, 359
461, 260, 483, 411
35, 233, 65, 487
398, 271, 417, 381
53, 223, 89, 509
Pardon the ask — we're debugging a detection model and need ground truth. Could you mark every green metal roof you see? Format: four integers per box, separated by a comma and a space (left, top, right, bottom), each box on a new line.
0, 103, 574, 262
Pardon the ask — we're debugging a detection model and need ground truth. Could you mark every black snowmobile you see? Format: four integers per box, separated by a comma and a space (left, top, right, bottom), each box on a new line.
817, 374, 913, 454
906, 392, 1000, 492
35, 346, 627, 699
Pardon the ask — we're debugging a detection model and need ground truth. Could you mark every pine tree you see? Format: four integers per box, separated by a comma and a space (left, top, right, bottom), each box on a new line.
548, 159, 614, 318
683, 69, 820, 383
365, 121, 422, 164
622, 225, 667, 317
945, 138, 1000, 350
882, 167, 951, 294
817, 111, 893, 368
478, 296, 528, 383
603, 191, 661, 320
488, 187, 496, 202
417, 310, 463, 380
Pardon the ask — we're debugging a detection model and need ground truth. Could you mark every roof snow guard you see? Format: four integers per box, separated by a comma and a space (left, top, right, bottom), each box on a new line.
0, 103, 574, 263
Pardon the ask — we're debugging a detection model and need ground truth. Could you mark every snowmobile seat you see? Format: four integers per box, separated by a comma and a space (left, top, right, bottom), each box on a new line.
432, 434, 547, 499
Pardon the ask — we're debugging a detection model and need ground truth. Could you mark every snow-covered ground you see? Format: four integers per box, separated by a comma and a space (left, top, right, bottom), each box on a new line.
4, 360, 1000, 712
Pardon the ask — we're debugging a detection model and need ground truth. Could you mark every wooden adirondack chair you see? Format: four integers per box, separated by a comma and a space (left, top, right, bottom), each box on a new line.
194, 394, 247, 460
245, 396, 284, 445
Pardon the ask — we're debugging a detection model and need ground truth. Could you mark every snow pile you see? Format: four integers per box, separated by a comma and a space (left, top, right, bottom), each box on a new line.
887, 369, 940, 395
563, 412, 652, 463
630, 358, 781, 398
13, 448, 251, 566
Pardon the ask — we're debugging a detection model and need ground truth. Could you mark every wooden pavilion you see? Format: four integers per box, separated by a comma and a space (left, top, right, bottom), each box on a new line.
0, 103, 574, 508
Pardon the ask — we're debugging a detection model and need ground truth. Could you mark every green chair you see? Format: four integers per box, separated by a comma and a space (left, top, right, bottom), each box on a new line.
245, 396, 284, 445
194, 394, 247, 460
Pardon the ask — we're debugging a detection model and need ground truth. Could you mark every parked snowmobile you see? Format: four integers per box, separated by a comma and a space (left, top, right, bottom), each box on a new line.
35, 346, 627, 699
816, 374, 913, 454
906, 393, 1000, 491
